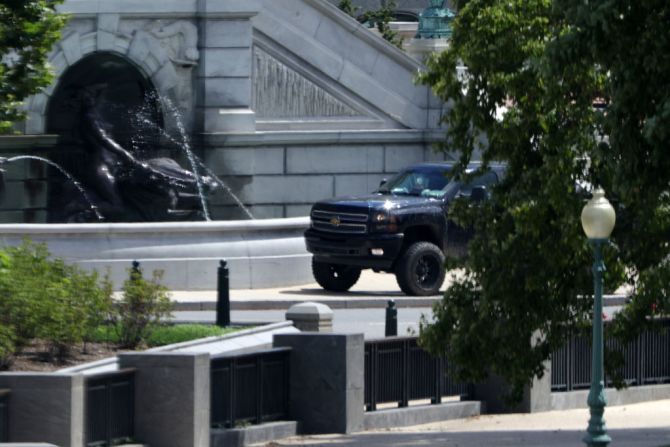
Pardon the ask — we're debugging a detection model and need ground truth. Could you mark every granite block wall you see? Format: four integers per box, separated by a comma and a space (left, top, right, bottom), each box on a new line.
204, 134, 451, 219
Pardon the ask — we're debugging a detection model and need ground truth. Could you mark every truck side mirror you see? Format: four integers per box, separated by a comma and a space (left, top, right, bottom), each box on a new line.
470, 185, 487, 202
379, 178, 387, 188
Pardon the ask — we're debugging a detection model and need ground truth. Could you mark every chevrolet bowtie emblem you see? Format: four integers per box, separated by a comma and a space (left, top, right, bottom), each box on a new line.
330, 216, 341, 226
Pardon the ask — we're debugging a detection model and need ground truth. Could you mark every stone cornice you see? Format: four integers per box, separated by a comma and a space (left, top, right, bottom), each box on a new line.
0, 135, 58, 151
304, 0, 424, 72
198, 129, 445, 147
58, 0, 261, 19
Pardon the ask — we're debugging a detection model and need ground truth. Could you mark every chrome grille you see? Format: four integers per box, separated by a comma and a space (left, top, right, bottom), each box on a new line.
311, 209, 368, 234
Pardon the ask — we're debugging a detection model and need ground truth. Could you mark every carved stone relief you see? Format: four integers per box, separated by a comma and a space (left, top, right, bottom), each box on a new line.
142, 20, 199, 130
252, 46, 362, 119
145, 20, 199, 66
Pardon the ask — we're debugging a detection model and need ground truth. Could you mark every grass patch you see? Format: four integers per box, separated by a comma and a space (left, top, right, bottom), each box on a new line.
92, 324, 239, 348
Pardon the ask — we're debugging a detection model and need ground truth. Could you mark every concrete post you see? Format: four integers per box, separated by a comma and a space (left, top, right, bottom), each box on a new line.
273, 333, 364, 434
0, 373, 84, 447
118, 352, 210, 447
405, 38, 449, 64
285, 302, 333, 332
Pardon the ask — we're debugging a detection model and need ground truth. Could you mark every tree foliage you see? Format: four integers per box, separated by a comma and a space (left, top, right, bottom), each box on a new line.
362, 0, 403, 48
418, 0, 670, 400
337, 0, 359, 18
338, 0, 403, 48
0, 0, 66, 134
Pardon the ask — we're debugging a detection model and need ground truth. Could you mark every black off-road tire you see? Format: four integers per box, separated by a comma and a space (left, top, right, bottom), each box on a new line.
312, 258, 362, 292
395, 242, 446, 296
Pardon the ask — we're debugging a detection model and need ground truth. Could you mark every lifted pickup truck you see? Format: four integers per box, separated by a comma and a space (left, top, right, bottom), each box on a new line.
304, 162, 504, 296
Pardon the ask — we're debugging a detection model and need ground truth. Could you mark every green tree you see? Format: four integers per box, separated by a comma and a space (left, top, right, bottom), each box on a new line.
339, 0, 402, 48
362, 1, 403, 48
338, 0, 359, 18
0, 0, 66, 134
418, 0, 669, 401
556, 0, 670, 336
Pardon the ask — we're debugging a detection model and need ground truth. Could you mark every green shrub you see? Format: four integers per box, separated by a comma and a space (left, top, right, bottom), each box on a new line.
112, 263, 172, 349
0, 242, 53, 346
34, 259, 112, 359
0, 324, 16, 370
0, 239, 112, 361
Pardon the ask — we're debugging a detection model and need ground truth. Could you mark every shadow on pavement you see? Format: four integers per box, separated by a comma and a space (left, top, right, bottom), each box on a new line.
270, 428, 670, 447
278, 288, 408, 297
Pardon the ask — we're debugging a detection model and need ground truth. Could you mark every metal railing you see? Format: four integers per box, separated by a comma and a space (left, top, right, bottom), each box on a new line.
551, 319, 670, 392
364, 337, 472, 411
0, 389, 9, 442
85, 369, 136, 447
211, 347, 291, 428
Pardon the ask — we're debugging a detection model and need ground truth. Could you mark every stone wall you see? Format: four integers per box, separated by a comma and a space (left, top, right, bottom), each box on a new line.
1, 0, 450, 223
203, 130, 451, 219
0, 137, 57, 224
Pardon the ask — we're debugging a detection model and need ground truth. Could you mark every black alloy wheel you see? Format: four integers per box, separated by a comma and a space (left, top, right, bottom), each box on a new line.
395, 241, 446, 296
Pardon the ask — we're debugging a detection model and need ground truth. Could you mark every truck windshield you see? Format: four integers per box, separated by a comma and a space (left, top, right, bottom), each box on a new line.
378, 167, 452, 198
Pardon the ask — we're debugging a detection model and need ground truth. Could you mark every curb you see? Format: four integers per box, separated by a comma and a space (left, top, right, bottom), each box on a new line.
174, 297, 442, 311
172, 294, 628, 312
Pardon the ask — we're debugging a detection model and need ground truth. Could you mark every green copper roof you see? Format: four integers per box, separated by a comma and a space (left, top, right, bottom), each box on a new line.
416, 0, 455, 39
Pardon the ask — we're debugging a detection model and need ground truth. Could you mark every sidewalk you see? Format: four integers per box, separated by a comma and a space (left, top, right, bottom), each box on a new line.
168, 269, 626, 312
262, 399, 670, 447
169, 269, 450, 311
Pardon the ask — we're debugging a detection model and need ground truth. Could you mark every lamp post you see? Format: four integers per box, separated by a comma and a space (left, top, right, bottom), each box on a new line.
581, 188, 615, 447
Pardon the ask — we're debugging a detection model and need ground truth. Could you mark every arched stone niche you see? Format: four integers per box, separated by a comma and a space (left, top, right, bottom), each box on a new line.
46, 52, 163, 154
24, 14, 198, 136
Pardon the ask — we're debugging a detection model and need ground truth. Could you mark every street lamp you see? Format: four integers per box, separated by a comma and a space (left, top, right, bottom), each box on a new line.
581, 187, 615, 447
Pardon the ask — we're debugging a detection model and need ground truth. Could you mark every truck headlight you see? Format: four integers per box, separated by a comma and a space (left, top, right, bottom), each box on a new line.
373, 212, 388, 222
372, 213, 397, 232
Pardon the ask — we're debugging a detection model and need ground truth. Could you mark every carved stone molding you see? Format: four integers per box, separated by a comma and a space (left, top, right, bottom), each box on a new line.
253, 46, 360, 119
145, 20, 200, 67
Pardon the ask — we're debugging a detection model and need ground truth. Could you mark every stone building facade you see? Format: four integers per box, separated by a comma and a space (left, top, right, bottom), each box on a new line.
5, 0, 450, 222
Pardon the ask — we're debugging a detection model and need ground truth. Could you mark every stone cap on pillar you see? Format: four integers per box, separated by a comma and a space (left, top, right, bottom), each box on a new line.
285, 302, 333, 332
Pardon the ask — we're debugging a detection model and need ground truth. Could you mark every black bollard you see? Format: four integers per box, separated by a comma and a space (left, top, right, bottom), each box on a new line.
216, 260, 230, 327
385, 299, 397, 337
131, 260, 141, 279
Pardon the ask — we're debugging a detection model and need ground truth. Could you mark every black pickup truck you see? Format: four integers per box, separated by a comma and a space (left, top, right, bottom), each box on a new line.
304, 162, 504, 296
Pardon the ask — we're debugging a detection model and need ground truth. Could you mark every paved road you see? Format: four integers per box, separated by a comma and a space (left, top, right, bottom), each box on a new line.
170, 269, 450, 309
258, 400, 670, 447
170, 269, 621, 337
173, 307, 433, 339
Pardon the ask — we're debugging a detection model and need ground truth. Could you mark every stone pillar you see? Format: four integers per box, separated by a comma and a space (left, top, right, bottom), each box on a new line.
196, 0, 260, 133
273, 333, 364, 434
285, 302, 333, 332
0, 373, 84, 447
405, 38, 450, 64
118, 352, 210, 447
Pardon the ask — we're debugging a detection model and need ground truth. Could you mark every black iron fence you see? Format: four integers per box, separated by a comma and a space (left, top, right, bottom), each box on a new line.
551, 320, 670, 392
0, 389, 9, 442
364, 337, 472, 411
85, 369, 136, 447
211, 347, 291, 428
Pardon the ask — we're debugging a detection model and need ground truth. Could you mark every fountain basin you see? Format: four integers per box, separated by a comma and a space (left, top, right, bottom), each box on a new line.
0, 217, 311, 290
